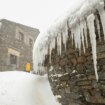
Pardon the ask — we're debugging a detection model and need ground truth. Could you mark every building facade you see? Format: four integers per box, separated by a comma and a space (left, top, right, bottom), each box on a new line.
0, 19, 39, 71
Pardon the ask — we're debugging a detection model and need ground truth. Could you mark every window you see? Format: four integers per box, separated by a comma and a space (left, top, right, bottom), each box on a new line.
10, 54, 17, 65
29, 38, 33, 46
19, 32, 24, 41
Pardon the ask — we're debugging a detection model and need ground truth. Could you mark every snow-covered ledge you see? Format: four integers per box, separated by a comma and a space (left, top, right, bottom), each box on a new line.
33, 0, 105, 81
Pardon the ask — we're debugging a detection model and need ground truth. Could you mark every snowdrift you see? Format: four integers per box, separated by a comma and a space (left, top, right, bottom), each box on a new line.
0, 71, 60, 105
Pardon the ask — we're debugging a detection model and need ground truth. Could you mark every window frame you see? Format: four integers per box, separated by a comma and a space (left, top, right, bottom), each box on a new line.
29, 38, 33, 47
19, 31, 24, 41
9, 54, 17, 65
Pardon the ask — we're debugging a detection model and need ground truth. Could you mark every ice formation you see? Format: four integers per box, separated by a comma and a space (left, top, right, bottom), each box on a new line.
87, 14, 98, 81
98, 1, 105, 39
33, 0, 105, 81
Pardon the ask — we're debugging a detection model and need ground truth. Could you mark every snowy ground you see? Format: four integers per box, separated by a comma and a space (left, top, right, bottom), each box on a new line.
0, 71, 61, 105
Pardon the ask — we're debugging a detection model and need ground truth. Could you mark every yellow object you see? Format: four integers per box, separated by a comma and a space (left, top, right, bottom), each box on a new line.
26, 63, 31, 72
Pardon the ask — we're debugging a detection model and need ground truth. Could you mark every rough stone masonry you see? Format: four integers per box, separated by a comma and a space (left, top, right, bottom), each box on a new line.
44, 10, 105, 105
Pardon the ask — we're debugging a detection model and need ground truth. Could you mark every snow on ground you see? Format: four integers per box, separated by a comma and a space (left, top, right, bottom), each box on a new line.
0, 71, 61, 105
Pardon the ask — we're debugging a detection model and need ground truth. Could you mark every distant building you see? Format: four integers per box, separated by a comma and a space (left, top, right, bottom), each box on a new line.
0, 19, 39, 71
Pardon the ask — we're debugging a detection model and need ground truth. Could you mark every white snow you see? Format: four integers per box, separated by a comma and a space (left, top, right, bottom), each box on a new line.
71, 70, 77, 74
50, 73, 69, 78
33, 0, 105, 81
49, 66, 54, 72
0, 71, 61, 105
55, 95, 62, 100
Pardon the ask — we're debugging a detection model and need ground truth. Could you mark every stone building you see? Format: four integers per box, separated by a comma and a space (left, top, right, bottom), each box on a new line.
33, 0, 105, 105
0, 19, 39, 71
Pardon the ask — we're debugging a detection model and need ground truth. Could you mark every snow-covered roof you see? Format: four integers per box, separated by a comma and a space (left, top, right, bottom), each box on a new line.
33, 0, 105, 81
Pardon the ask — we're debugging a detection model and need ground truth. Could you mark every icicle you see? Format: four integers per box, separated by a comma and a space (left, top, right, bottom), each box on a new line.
49, 38, 55, 64
49, 46, 52, 64
80, 20, 86, 53
33, 0, 104, 75
98, 1, 105, 39
33, 35, 49, 74
71, 29, 74, 45
87, 14, 98, 81
83, 20, 88, 48
72, 23, 81, 55
96, 15, 101, 41
57, 34, 62, 55
62, 24, 68, 50
43, 44, 48, 63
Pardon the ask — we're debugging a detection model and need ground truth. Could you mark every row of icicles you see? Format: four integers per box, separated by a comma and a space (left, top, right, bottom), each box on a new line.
33, 1, 105, 81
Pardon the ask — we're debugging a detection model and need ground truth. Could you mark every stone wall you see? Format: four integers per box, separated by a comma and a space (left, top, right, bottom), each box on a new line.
45, 11, 105, 105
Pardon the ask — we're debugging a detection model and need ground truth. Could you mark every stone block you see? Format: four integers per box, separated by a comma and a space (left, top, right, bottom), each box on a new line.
87, 75, 96, 80
77, 56, 85, 64
97, 52, 105, 59
97, 44, 105, 53
76, 80, 92, 86
67, 48, 75, 54
71, 58, 77, 66
76, 64, 84, 73
98, 58, 105, 65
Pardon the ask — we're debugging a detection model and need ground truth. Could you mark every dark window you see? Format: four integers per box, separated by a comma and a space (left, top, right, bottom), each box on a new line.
10, 54, 17, 64
29, 38, 33, 46
19, 32, 24, 41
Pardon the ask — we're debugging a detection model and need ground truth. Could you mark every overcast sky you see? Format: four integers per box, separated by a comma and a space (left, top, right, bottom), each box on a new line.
0, 0, 83, 31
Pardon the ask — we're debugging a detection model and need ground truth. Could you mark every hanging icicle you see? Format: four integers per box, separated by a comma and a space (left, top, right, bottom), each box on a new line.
49, 38, 56, 64
80, 20, 86, 53
72, 23, 82, 55
57, 34, 62, 55
71, 28, 74, 46
98, 1, 105, 39
87, 14, 98, 81
33, 0, 104, 80
62, 24, 68, 50
83, 20, 88, 48
96, 14, 101, 41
